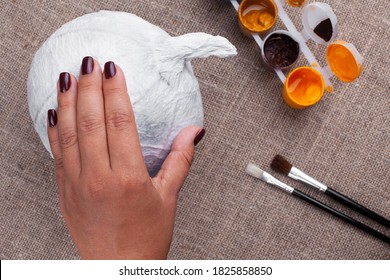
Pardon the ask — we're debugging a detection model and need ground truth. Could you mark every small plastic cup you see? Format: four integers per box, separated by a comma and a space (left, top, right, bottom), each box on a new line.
301, 2, 338, 44
282, 67, 324, 109
326, 40, 363, 82
238, 0, 278, 36
260, 30, 300, 71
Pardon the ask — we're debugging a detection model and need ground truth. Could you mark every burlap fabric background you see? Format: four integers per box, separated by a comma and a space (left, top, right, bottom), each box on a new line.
0, 0, 389, 259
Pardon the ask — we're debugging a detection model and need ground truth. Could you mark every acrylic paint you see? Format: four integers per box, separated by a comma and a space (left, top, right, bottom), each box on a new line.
281, 41, 363, 109
287, 0, 307, 7
282, 67, 324, 109
326, 41, 363, 82
231, 1, 362, 109
301, 2, 338, 44
238, 0, 278, 36
261, 30, 300, 70
314, 18, 333, 42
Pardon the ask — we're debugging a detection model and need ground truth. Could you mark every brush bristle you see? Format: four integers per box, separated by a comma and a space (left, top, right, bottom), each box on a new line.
245, 163, 265, 179
271, 155, 292, 175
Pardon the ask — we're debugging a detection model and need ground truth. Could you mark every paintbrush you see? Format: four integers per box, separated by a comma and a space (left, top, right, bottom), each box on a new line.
271, 155, 390, 228
245, 163, 390, 245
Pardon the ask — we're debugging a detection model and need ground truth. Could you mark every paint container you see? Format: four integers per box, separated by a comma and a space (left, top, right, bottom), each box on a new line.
301, 2, 338, 44
282, 67, 324, 109
238, 0, 278, 36
286, 0, 308, 7
326, 41, 363, 82
261, 30, 300, 71
228, 0, 363, 109
282, 41, 363, 109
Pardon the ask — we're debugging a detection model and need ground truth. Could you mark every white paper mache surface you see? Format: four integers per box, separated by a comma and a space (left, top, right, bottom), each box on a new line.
27, 10, 236, 176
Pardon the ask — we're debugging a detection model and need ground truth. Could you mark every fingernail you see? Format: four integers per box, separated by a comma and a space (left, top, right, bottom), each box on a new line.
81, 56, 94, 75
194, 129, 205, 146
59, 72, 71, 93
104, 61, 116, 79
48, 109, 57, 127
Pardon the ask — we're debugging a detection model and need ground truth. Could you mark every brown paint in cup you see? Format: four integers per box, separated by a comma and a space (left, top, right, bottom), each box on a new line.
261, 30, 300, 71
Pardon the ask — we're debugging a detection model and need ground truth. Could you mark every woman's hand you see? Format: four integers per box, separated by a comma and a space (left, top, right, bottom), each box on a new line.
47, 56, 205, 259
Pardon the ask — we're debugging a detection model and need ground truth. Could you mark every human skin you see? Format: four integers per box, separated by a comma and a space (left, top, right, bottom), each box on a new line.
47, 57, 205, 259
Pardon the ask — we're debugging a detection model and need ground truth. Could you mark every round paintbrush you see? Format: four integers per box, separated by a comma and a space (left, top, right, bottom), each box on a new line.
271, 155, 390, 228
246, 163, 390, 245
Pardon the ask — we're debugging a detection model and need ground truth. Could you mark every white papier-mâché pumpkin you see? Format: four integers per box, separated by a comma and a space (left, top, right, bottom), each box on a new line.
27, 11, 237, 176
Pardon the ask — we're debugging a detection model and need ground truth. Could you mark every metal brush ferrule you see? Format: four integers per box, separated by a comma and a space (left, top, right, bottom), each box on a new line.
261, 172, 294, 194
289, 167, 328, 192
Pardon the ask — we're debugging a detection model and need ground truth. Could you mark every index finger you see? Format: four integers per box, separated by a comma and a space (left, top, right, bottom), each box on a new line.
102, 61, 146, 172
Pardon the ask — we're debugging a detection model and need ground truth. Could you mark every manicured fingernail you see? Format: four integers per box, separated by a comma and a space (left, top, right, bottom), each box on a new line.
81, 56, 94, 75
48, 109, 57, 127
104, 61, 116, 79
59, 72, 71, 93
194, 129, 205, 146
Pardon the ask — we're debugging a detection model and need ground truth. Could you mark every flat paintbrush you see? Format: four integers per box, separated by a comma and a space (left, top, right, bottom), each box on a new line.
245, 163, 390, 245
271, 155, 390, 228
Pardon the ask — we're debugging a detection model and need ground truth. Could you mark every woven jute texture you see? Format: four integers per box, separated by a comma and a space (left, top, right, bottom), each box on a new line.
0, 0, 389, 259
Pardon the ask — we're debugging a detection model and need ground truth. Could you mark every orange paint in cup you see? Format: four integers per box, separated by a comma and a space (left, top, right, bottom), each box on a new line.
282, 67, 324, 109
326, 41, 363, 82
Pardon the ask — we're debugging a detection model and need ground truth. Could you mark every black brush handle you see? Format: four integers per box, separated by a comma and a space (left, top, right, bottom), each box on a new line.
291, 189, 390, 245
325, 187, 390, 228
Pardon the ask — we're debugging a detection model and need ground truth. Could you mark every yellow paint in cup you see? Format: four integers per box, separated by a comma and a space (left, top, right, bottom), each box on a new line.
282, 67, 324, 109
238, 0, 278, 36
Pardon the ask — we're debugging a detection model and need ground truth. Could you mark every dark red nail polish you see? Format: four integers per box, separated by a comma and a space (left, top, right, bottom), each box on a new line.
48, 109, 57, 127
81, 56, 94, 75
104, 61, 116, 79
59, 72, 71, 93
194, 129, 205, 146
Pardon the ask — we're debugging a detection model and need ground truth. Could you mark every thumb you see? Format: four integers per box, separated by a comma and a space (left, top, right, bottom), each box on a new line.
153, 126, 205, 199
